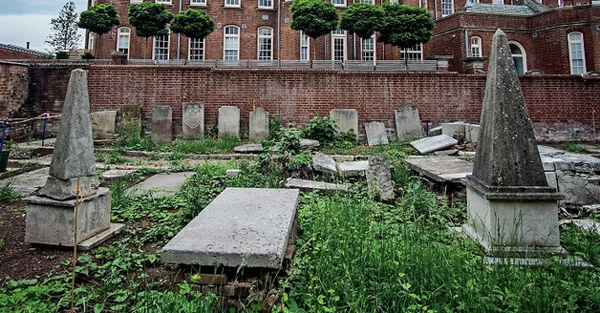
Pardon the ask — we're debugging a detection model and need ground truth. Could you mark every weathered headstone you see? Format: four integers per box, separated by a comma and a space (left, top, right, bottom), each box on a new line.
313, 152, 337, 174
152, 106, 172, 143
461, 29, 563, 255
441, 122, 466, 139
285, 178, 349, 191
428, 126, 442, 137
366, 155, 394, 200
101, 169, 135, 182
365, 122, 389, 146
330, 109, 358, 139
91, 111, 117, 140
218, 106, 240, 138
300, 139, 320, 150
182, 102, 204, 139
466, 124, 480, 143
233, 143, 264, 153
410, 134, 458, 154
249, 107, 269, 142
121, 104, 142, 136
395, 105, 423, 141
339, 161, 369, 177
25, 69, 122, 247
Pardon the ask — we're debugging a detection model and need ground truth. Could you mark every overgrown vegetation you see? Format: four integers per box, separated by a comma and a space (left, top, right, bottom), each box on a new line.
0, 184, 20, 203
561, 139, 587, 153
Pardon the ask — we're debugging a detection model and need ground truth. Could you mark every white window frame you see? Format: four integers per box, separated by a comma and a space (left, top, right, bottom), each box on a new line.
188, 37, 206, 60
259, 0, 274, 9
420, 0, 428, 8
117, 27, 131, 58
155, 0, 172, 4
257, 27, 273, 61
331, 29, 347, 61
389, 0, 399, 3
361, 35, 376, 61
153, 33, 170, 60
568, 32, 586, 75
331, 0, 346, 7
225, 0, 241, 7
441, 0, 454, 17
190, 0, 207, 6
300, 31, 310, 61
223, 25, 240, 60
130, 0, 143, 3
470, 36, 482, 57
361, 0, 374, 3
508, 41, 527, 75
88, 33, 95, 51
401, 43, 423, 61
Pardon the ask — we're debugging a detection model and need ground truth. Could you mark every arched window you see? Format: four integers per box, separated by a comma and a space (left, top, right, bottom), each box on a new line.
223, 26, 240, 60
257, 27, 273, 61
568, 32, 586, 75
508, 41, 527, 75
117, 27, 130, 58
470, 36, 482, 57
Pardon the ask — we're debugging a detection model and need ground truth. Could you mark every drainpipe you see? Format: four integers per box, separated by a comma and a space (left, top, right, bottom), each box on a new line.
177, 0, 182, 60
277, 0, 281, 66
433, 0, 438, 20
464, 28, 469, 58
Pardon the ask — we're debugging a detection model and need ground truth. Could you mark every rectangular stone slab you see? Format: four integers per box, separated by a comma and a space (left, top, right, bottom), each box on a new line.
161, 188, 300, 268
410, 134, 458, 154
128, 172, 195, 198
404, 157, 473, 183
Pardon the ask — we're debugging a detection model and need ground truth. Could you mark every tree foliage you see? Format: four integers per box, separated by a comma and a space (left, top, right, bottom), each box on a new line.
340, 3, 384, 39
127, 2, 174, 38
78, 4, 120, 35
290, 0, 338, 40
170, 9, 215, 39
378, 4, 434, 49
46, 1, 82, 52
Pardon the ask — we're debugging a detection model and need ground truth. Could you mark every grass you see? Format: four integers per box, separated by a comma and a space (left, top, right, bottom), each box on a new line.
561, 140, 587, 153
0, 184, 20, 203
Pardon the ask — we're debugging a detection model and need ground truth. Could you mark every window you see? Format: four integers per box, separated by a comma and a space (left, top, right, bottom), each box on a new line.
389, 0, 399, 3
259, 0, 273, 8
509, 42, 527, 75
361, 0, 374, 3
117, 27, 131, 58
568, 32, 586, 75
88, 33, 95, 51
153, 34, 170, 60
331, 0, 346, 7
470, 36, 482, 57
441, 0, 454, 17
492, 0, 502, 4
420, 0, 428, 8
130, 0, 142, 3
189, 38, 205, 60
155, 0, 172, 4
190, 0, 207, 5
300, 31, 310, 61
331, 29, 346, 61
361, 36, 375, 61
257, 27, 273, 60
225, 0, 240, 7
224, 26, 240, 60
401, 43, 423, 61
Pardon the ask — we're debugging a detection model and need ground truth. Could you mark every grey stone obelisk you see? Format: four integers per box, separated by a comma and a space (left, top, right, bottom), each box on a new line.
462, 29, 563, 255
25, 69, 122, 248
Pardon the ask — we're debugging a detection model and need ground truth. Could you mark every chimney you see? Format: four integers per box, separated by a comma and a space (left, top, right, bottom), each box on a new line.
26, 42, 30, 49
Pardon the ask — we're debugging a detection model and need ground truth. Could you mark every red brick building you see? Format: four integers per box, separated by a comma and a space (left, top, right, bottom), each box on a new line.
87, 0, 599, 74
0, 43, 46, 60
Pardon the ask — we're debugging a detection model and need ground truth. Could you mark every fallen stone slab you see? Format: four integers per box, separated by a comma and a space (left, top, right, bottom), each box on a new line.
404, 156, 473, 183
285, 178, 349, 191
570, 219, 600, 234
313, 153, 337, 174
339, 161, 369, 177
300, 139, 320, 150
129, 172, 195, 198
233, 143, 264, 153
226, 169, 241, 177
161, 188, 300, 268
0, 167, 49, 196
101, 169, 135, 181
410, 134, 458, 154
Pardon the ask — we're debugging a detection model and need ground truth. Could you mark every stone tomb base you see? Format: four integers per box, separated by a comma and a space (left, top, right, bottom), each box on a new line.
25, 187, 123, 249
462, 179, 565, 256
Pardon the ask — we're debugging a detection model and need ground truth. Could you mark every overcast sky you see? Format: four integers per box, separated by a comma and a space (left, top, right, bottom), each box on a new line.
0, 0, 88, 52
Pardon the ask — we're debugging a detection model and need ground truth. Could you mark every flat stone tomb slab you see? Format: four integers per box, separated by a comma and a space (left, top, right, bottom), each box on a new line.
129, 172, 195, 198
101, 169, 135, 181
404, 157, 473, 183
161, 188, 300, 269
0, 167, 49, 196
410, 134, 458, 154
285, 178, 349, 191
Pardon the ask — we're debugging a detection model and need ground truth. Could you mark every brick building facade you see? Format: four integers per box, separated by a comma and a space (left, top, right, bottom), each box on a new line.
0, 43, 46, 60
87, 0, 600, 74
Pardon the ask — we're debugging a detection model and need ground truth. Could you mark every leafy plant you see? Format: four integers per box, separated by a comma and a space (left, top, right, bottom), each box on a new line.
263, 125, 302, 154
290, 0, 338, 60
81, 52, 95, 59
171, 9, 215, 40
561, 140, 586, 153
128, 2, 173, 59
340, 3, 385, 39
78, 4, 120, 36
302, 116, 338, 146
0, 183, 21, 203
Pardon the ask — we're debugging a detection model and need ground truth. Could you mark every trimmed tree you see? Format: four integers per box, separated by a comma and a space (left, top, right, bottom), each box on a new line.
378, 4, 434, 69
171, 9, 215, 40
340, 3, 384, 40
290, 0, 338, 61
46, 1, 82, 54
128, 2, 174, 59
78, 4, 120, 54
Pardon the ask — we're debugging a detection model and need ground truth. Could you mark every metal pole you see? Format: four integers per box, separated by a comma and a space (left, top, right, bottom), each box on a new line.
0, 119, 7, 152
42, 113, 48, 147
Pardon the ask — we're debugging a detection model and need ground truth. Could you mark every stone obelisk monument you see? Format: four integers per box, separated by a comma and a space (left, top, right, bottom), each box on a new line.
462, 29, 563, 255
25, 69, 122, 248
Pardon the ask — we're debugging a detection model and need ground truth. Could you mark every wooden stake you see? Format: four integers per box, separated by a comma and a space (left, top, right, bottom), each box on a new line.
70, 178, 82, 313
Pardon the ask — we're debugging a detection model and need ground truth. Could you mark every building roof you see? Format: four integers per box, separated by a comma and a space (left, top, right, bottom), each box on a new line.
461, 1, 551, 16
0, 43, 47, 57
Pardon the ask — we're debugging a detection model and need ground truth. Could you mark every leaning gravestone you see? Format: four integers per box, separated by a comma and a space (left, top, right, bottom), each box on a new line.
313, 152, 337, 174
218, 106, 240, 138
25, 69, 122, 248
366, 155, 394, 200
249, 107, 269, 142
365, 122, 389, 146
395, 105, 423, 141
182, 102, 204, 139
461, 29, 563, 255
121, 104, 142, 136
152, 106, 172, 143
330, 109, 358, 140
90, 110, 117, 140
